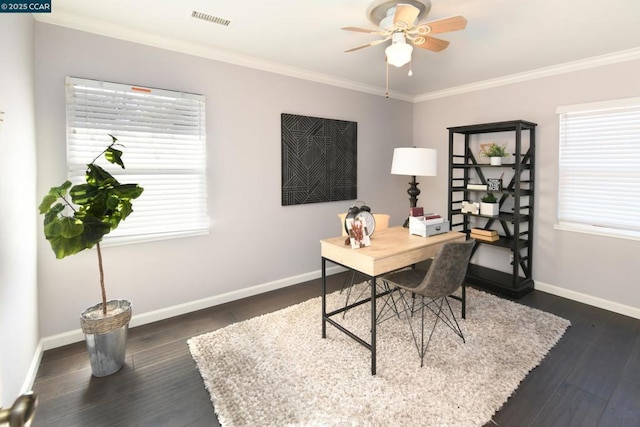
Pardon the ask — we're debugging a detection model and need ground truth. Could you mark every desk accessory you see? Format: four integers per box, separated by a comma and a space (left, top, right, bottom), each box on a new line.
343, 201, 375, 236
390, 147, 437, 227
409, 214, 450, 237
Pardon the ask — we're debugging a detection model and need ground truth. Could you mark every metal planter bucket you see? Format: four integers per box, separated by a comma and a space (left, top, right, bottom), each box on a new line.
80, 299, 132, 377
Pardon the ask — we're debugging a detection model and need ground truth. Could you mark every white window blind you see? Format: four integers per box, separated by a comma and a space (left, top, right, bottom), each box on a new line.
66, 76, 209, 245
556, 97, 640, 240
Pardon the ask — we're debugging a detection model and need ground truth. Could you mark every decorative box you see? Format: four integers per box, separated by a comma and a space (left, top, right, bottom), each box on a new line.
409, 216, 451, 237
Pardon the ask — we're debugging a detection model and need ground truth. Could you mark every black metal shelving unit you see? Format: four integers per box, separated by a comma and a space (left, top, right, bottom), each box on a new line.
447, 120, 537, 298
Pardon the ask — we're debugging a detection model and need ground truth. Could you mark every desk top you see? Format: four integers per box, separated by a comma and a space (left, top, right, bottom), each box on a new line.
321, 226, 465, 276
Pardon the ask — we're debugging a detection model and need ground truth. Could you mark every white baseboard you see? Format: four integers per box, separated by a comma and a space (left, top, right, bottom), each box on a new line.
535, 280, 640, 320
20, 340, 43, 395
25, 271, 637, 394
41, 264, 347, 350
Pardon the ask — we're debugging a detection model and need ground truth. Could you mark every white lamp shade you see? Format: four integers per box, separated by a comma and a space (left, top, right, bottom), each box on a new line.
385, 42, 413, 67
391, 147, 437, 177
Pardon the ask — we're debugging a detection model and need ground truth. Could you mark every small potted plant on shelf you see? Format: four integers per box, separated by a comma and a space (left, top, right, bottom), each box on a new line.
480, 143, 509, 166
39, 135, 144, 377
480, 192, 499, 216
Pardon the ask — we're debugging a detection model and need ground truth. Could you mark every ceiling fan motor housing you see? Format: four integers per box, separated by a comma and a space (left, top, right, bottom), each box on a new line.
367, 0, 431, 26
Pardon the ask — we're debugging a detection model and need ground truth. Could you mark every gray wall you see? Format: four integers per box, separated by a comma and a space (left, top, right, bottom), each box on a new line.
0, 15, 39, 407
414, 59, 640, 315
34, 23, 414, 339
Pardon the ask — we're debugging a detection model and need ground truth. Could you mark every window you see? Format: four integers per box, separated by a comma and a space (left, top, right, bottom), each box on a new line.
66, 77, 209, 245
556, 97, 640, 240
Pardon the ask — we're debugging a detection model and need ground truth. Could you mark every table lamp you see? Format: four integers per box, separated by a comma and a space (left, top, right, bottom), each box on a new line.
390, 147, 437, 227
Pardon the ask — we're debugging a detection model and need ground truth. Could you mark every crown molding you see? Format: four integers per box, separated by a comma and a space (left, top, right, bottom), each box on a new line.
34, 11, 639, 104
413, 47, 640, 103
33, 11, 414, 102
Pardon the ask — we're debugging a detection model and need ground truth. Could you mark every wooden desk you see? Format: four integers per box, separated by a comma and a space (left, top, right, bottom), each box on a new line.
320, 226, 465, 375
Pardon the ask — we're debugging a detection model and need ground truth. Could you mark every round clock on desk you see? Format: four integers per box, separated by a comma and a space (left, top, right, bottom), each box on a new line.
344, 202, 376, 237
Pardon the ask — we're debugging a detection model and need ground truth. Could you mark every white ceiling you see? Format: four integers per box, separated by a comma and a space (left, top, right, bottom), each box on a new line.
35, 0, 640, 101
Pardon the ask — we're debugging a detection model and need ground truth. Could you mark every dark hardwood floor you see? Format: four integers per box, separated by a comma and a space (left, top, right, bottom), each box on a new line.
31, 273, 640, 426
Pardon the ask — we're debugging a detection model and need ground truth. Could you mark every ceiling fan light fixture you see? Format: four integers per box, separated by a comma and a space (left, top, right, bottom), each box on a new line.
385, 34, 413, 67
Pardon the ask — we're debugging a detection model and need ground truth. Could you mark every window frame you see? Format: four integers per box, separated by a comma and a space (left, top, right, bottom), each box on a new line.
555, 96, 640, 241
65, 76, 209, 247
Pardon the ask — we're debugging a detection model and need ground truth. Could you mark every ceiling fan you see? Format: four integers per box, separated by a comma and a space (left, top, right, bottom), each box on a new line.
342, 1, 467, 73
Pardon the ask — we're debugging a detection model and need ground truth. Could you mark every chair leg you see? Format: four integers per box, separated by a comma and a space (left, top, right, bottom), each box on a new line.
341, 269, 359, 319
340, 269, 356, 294
424, 296, 465, 342
343, 276, 401, 323
461, 284, 466, 319
376, 281, 401, 324
394, 290, 465, 367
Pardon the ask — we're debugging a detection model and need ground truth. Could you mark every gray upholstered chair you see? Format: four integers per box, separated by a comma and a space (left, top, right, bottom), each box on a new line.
382, 239, 475, 366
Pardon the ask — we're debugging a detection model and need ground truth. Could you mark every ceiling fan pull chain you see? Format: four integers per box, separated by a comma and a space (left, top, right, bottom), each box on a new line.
385, 58, 390, 98
408, 59, 413, 77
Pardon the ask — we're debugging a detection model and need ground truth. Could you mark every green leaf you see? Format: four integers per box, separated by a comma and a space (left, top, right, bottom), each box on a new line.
105, 147, 125, 169
118, 200, 134, 220
69, 183, 104, 206
42, 216, 86, 259
43, 203, 66, 226
39, 194, 59, 214
48, 234, 86, 259
43, 216, 83, 239
106, 193, 120, 210
113, 183, 144, 200
59, 217, 85, 238
80, 216, 112, 247
85, 164, 119, 187
38, 181, 72, 213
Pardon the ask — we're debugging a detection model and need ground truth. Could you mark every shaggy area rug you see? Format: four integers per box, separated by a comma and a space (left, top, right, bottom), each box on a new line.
188, 285, 570, 426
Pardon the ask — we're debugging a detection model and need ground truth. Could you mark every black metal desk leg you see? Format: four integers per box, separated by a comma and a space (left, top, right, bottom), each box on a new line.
371, 276, 377, 375
322, 257, 327, 338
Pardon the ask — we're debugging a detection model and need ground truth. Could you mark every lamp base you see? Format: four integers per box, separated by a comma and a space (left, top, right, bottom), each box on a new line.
404, 176, 420, 228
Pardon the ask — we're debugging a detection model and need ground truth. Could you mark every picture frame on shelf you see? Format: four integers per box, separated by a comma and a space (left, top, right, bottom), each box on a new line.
487, 178, 502, 191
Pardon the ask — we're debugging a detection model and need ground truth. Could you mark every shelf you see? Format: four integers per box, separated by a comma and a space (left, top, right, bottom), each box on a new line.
452, 163, 531, 170
448, 120, 537, 134
454, 187, 533, 196
467, 235, 528, 250
451, 210, 531, 222
448, 119, 536, 300
466, 264, 534, 298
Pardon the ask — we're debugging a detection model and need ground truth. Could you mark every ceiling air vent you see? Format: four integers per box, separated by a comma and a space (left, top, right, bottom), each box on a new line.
191, 10, 231, 27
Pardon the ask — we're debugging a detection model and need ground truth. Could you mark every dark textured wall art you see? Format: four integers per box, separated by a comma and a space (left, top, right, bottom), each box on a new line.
281, 113, 357, 206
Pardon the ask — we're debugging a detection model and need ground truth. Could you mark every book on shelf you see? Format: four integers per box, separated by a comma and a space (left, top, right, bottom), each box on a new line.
467, 183, 488, 190
470, 228, 498, 237
470, 232, 500, 242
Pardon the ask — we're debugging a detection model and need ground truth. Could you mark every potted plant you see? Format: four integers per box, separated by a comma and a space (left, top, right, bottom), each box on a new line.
39, 135, 144, 377
480, 192, 499, 216
480, 143, 509, 165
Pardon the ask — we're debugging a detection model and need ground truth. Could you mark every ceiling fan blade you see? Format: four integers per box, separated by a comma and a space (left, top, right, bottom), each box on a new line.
344, 37, 390, 53
412, 35, 450, 52
413, 15, 467, 35
341, 26, 387, 35
393, 4, 420, 29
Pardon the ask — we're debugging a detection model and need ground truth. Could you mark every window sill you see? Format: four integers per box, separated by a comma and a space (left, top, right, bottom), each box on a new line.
554, 223, 640, 242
